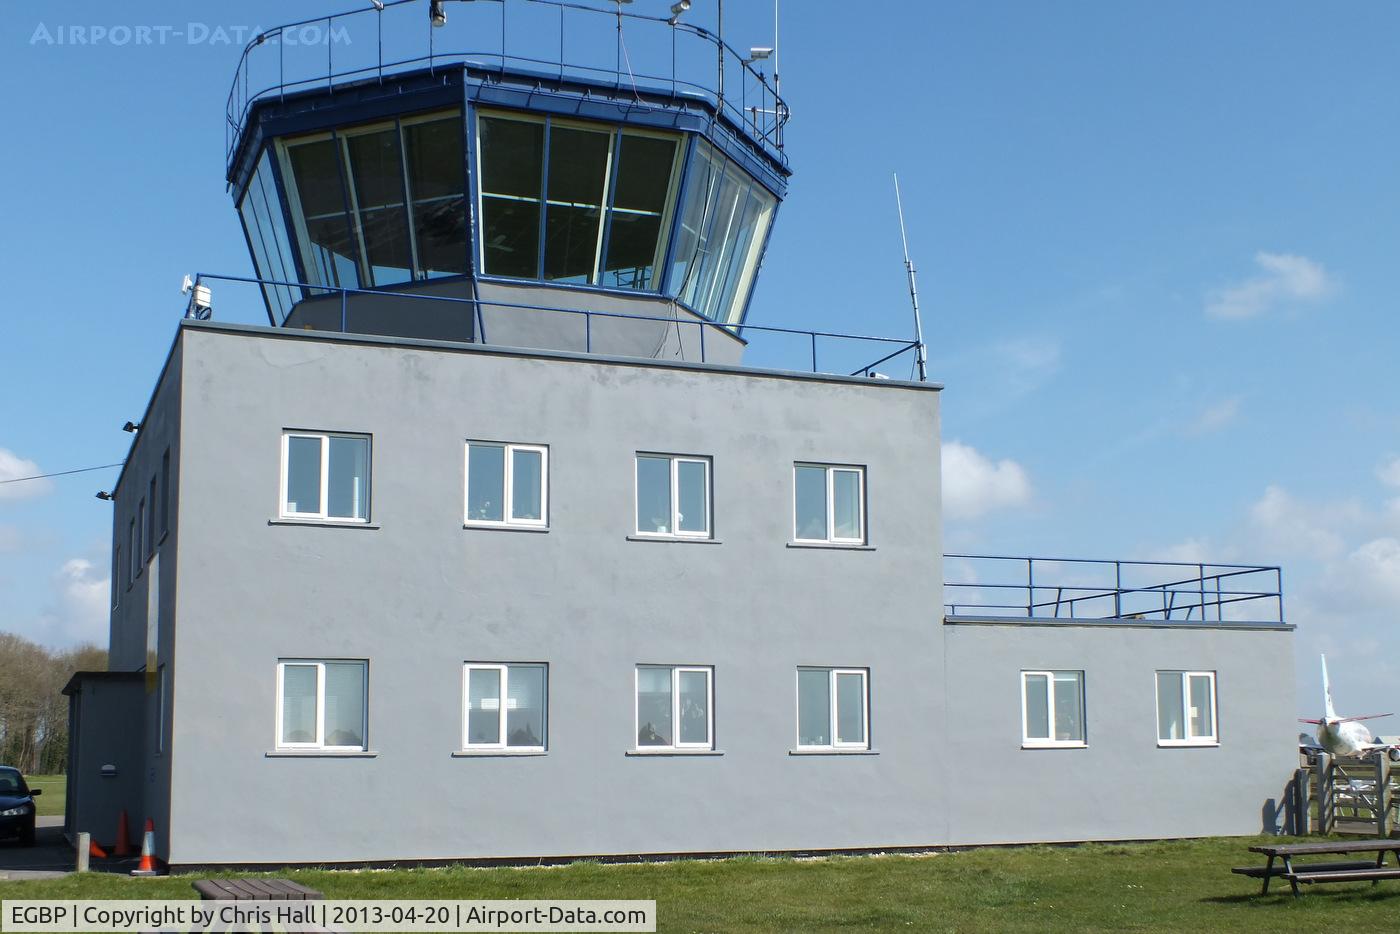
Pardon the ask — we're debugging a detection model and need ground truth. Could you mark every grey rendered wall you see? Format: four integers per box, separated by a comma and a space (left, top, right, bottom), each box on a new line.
167, 323, 942, 865
103, 337, 182, 854
942, 621, 1297, 844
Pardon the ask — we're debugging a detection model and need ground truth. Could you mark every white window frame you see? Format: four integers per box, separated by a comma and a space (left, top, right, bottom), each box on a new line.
795, 667, 870, 750
792, 464, 866, 544
279, 431, 372, 522
634, 665, 714, 750
464, 441, 549, 528
634, 454, 712, 538
1020, 670, 1087, 749
126, 519, 136, 589
274, 660, 369, 751
462, 662, 548, 752
1156, 670, 1219, 747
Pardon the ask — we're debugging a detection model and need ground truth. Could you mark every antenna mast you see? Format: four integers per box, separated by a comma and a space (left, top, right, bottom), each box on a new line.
893, 174, 929, 382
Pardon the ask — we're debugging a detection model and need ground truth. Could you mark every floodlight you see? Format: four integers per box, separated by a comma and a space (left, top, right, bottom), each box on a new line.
96, 491, 114, 501
370, 0, 384, 10
668, 1, 690, 24
430, 0, 447, 27
746, 46, 773, 63
123, 421, 141, 433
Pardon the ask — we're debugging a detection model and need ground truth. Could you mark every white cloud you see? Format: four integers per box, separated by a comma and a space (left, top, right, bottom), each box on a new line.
942, 441, 1031, 521
1206, 251, 1333, 319
1376, 456, 1400, 489
36, 558, 109, 647
1151, 537, 1214, 564
1187, 397, 1241, 435
0, 524, 22, 553
1248, 484, 1352, 559
0, 448, 53, 500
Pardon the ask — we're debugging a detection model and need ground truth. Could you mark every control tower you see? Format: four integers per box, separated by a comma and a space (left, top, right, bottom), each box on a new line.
227, 0, 789, 363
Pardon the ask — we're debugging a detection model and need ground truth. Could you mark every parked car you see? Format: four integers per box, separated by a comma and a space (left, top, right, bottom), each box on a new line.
0, 766, 40, 846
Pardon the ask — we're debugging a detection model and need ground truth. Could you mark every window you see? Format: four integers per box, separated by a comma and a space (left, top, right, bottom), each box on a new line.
793, 464, 865, 544
796, 668, 868, 749
635, 454, 710, 537
276, 111, 467, 300
126, 519, 136, 588
111, 545, 121, 609
464, 442, 547, 527
159, 449, 170, 537
276, 660, 368, 750
146, 477, 157, 561
1022, 671, 1086, 747
280, 431, 371, 522
238, 149, 299, 319
135, 501, 145, 575
636, 666, 713, 749
668, 139, 776, 325
463, 663, 547, 751
477, 112, 681, 289
1157, 671, 1217, 745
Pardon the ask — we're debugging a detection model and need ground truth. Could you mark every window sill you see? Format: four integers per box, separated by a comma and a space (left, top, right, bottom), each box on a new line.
626, 535, 723, 545
265, 749, 379, 758
1157, 741, 1220, 749
452, 749, 548, 757
1021, 742, 1088, 750
462, 523, 550, 533
788, 748, 878, 756
625, 749, 725, 757
268, 518, 380, 530
786, 542, 875, 552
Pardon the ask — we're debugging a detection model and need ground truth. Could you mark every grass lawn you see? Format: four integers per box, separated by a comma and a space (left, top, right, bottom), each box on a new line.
5, 837, 1400, 931
23, 774, 64, 818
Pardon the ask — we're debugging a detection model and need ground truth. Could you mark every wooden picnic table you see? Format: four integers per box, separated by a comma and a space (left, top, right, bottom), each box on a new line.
192, 878, 324, 901
1235, 839, 1400, 896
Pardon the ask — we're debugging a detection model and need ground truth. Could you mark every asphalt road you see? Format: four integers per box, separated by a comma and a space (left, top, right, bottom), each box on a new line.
0, 817, 71, 880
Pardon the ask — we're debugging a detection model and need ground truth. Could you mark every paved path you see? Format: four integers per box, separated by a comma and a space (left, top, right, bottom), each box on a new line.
0, 818, 71, 881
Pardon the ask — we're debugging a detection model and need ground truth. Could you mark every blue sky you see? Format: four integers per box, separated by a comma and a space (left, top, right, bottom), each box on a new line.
1, 1, 1397, 717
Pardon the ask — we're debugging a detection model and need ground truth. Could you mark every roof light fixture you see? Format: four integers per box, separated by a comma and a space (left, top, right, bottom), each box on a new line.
668, 1, 690, 25
430, 0, 447, 27
123, 421, 141, 433
96, 491, 114, 501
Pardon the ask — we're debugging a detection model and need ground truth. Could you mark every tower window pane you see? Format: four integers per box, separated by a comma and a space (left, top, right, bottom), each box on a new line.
602, 134, 678, 289
343, 127, 414, 285
479, 116, 544, 278
284, 137, 361, 289
402, 116, 467, 277
543, 126, 612, 283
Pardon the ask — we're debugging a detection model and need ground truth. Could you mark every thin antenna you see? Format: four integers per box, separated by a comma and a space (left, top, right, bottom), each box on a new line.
893, 174, 929, 382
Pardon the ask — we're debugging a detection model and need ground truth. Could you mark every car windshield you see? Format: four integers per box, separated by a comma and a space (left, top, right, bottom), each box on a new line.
0, 770, 24, 795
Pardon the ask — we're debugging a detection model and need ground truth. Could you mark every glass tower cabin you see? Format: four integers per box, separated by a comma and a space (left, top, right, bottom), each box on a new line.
227, 0, 790, 363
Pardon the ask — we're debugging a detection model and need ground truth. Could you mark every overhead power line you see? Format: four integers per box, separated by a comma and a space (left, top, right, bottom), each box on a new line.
0, 462, 126, 485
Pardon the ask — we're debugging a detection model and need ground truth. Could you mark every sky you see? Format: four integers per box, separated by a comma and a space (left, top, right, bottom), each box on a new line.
1, 1, 1397, 718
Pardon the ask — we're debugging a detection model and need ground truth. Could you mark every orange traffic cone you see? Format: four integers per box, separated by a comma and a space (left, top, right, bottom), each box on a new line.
114, 810, 132, 857
88, 838, 108, 859
130, 818, 164, 876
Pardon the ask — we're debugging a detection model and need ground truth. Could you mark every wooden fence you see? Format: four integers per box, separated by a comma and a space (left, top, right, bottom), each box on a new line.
1292, 753, 1400, 837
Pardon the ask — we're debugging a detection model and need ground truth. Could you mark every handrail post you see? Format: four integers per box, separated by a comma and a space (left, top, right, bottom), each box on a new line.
1026, 558, 1034, 618
585, 312, 592, 353
810, 332, 817, 372
699, 321, 706, 363
1377, 754, 1393, 838
1114, 561, 1122, 618
340, 288, 348, 333
1199, 563, 1206, 624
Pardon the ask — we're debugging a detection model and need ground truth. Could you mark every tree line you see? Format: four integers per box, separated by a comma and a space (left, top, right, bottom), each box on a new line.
0, 633, 106, 774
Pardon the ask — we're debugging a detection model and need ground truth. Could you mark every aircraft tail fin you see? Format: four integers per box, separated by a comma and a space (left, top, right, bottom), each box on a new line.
1323, 654, 1337, 720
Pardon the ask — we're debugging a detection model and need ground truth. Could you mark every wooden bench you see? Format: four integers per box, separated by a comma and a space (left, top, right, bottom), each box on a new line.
1239, 840, 1400, 896
192, 879, 324, 901
1231, 859, 1375, 879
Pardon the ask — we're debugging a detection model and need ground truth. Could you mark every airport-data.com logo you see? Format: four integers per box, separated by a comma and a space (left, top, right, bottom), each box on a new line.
29, 22, 352, 47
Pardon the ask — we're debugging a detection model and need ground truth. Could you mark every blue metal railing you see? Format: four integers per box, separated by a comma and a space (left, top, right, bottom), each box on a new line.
225, 0, 789, 176
944, 554, 1285, 624
188, 273, 924, 380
